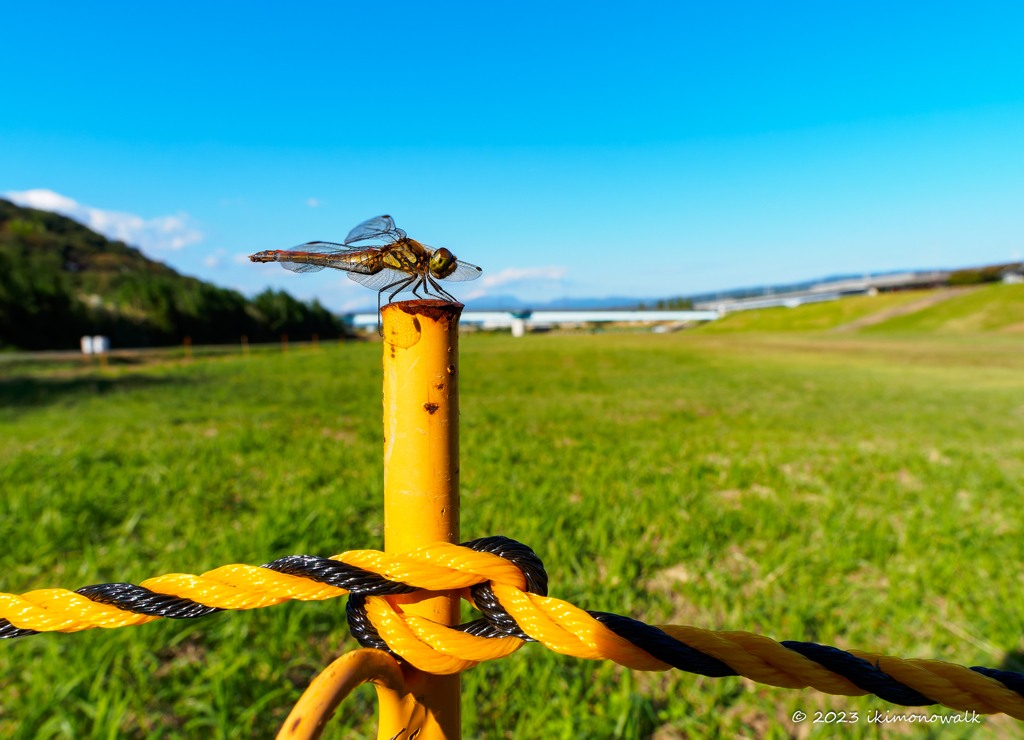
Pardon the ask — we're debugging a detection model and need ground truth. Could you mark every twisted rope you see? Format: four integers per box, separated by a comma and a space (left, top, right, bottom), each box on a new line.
2, 537, 1022, 719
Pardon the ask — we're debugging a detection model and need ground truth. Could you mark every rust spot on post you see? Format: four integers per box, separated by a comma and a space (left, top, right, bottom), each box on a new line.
423, 402, 439, 414
393, 299, 463, 330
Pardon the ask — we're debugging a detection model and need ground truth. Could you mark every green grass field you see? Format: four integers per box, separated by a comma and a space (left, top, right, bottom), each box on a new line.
2, 325, 1024, 738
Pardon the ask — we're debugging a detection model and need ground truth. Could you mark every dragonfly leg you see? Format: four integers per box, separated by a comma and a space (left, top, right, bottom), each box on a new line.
427, 274, 456, 303
375, 276, 415, 336
411, 275, 425, 299
424, 275, 446, 301
376, 290, 383, 336
422, 274, 437, 298
387, 276, 415, 305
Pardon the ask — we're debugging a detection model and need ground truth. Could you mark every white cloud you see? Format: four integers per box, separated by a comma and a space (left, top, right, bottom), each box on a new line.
479, 266, 567, 289
338, 296, 375, 312
461, 265, 568, 301
307, 197, 320, 208
4, 188, 203, 254
233, 252, 254, 265
203, 249, 227, 269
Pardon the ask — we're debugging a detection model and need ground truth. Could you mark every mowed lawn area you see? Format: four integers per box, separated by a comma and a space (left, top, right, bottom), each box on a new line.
1, 330, 1023, 739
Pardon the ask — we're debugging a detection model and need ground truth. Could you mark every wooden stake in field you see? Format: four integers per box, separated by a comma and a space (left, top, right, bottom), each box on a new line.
378, 299, 463, 740
241, 335, 249, 358
281, 334, 289, 354
312, 333, 319, 351
183, 336, 192, 363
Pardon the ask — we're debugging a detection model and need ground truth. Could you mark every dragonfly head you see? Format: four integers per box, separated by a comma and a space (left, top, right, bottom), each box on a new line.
249, 250, 279, 263
429, 248, 457, 279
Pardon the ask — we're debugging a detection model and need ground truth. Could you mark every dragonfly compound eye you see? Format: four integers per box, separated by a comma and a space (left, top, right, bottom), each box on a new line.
430, 248, 457, 278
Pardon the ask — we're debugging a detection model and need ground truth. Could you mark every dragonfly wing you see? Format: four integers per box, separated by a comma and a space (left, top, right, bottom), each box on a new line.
441, 261, 484, 282
347, 267, 414, 291
280, 261, 326, 273
345, 215, 406, 244
290, 241, 354, 254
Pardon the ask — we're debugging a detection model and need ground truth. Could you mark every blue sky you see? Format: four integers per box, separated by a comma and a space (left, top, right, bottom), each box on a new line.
3, 1, 1023, 311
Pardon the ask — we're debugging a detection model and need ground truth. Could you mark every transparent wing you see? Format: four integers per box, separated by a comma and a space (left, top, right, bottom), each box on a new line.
345, 215, 407, 245
347, 268, 415, 291
441, 260, 483, 282
289, 241, 356, 254
280, 262, 326, 274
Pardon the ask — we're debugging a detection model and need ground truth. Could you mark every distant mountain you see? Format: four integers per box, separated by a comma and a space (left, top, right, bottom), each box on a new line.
0, 199, 354, 351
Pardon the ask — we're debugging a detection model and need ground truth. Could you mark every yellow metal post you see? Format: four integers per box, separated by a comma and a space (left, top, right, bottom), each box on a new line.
276, 649, 408, 740
379, 299, 463, 740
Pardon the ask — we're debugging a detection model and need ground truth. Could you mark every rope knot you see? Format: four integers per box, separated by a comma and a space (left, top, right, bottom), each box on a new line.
345, 537, 550, 672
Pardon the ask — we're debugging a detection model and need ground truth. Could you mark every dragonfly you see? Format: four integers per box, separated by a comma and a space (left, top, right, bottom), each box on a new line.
248, 215, 482, 321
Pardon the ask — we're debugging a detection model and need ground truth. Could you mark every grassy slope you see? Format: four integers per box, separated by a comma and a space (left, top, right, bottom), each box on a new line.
863, 283, 1024, 334
0, 199, 350, 350
695, 292, 931, 333
0, 198, 180, 289
2, 335, 1024, 739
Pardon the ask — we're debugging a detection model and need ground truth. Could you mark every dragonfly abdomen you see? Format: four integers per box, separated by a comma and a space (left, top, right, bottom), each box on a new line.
327, 250, 387, 275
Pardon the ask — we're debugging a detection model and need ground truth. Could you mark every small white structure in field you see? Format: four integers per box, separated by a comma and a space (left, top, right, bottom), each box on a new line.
92, 336, 110, 353
80, 336, 94, 354
511, 318, 526, 338
1002, 268, 1023, 285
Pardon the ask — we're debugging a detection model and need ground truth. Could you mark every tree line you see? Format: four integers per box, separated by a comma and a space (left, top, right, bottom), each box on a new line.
0, 199, 354, 351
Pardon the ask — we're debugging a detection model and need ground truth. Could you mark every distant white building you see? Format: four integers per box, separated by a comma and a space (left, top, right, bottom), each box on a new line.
1001, 265, 1024, 284
80, 336, 110, 354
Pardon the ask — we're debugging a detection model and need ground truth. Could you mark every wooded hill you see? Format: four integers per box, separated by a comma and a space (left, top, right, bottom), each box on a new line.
0, 199, 354, 351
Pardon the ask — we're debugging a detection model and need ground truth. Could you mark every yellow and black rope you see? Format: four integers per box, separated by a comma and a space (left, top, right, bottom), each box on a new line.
3, 537, 1023, 719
